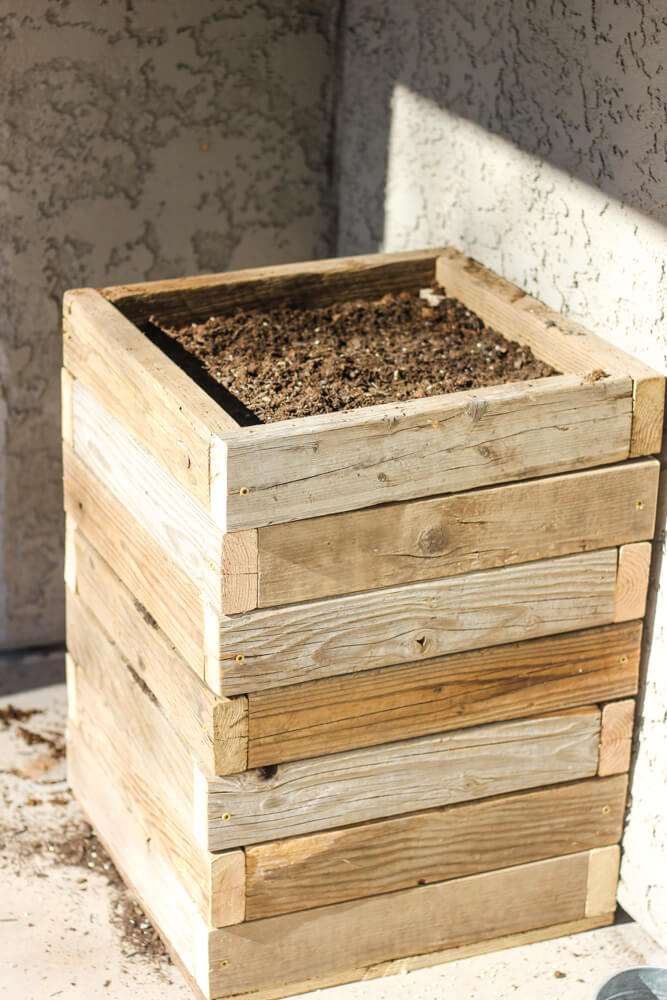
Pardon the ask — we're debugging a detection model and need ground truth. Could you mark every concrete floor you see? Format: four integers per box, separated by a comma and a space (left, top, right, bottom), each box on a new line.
1, 651, 666, 1000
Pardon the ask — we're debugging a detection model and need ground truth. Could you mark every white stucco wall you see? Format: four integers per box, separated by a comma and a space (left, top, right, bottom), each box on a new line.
0, 0, 337, 648
336, 0, 667, 947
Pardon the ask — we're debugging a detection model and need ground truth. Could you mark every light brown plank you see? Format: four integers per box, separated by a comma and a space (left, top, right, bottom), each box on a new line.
72, 379, 226, 610
213, 548, 619, 695
614, 542, 651, 622
205, 708, 600, 851
208, 852, 590, 998
212, 373, 632, 531
102, 248, 441, 327
245, 775, 627, 919
598, 700, 635, 776
63, 288, 237, 508
215, 915, 614, 1000
66, 606, 246, 931
72, 529, 247, 775
63, 443, 205, 673
247, 621, 641, 767
60, 367, 74, 447
586, 845, 621, 916
435, 247, 665, 457
258, 461, 659, 605
67, 722, 212, 993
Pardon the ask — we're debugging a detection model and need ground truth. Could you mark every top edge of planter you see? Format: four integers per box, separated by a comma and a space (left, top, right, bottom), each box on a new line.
62, 247, 664, 531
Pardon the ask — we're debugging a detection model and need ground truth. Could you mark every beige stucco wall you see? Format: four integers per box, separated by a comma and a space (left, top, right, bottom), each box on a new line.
336, 0, 667, 947
0, 0, 336, 648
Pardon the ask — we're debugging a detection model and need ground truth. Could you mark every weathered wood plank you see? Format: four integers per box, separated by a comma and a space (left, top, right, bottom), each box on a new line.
435, 247, 665, 457
213, 915, 615, 1000
64, 288, 237, 508
247, 621, 641, 766
72, 379, 226, 610
212, 373, 632, 531
598, 700, 635, 776
586, 845, 621, 917
60, 367, 74, 448
102, 248, 441, 327
245, 775, 627, 919
63, 443, 205, 673
208, 852, 591, 998
614, 542, 651, 622
258, 461, 659, 606
67, 721, 212, 993
212, 548, 619, 695
72, 529, 247, 775
205, 708, 600, 851
66, 605, 247, 931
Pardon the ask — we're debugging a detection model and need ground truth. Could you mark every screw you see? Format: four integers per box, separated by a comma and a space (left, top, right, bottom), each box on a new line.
636, 499, 645, 510
239, 486, 250, 496
602, 805, 611, 815
221, 813, 231, 822
235, 653, 245, 664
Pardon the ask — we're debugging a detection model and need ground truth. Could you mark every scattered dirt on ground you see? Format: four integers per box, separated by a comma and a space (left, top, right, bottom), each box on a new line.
0, 704, 42, 727
151, 288, 558, 424
15, 725, 65, 759
44, 822, 169, 960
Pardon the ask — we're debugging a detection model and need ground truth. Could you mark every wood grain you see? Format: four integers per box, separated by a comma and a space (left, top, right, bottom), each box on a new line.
586, 845, 621, 916
247, 621, 641, 766
213, 915, 615, 1000
598, 700, 635, 776
72, 378, 225, 609
212, 373, 632, 531
257, 461, 658, 605
64, 288, 237, 507
213, 548, 619, 695
614, 542, 651, 622
63, 443, 205, 673
102, 248, 441, 327
208, 852, 591, 998
205, 708, 601, 850
245, 775, 627, 918
67, 721, 212, 993
60, 367, 74, 447
72, 529, 247, 776
66, 604, 247, 931
435, 247, 665, 457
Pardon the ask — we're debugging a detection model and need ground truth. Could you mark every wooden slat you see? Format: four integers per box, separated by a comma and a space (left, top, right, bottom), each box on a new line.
258, 461, 659, 605
205, 708, 600, 850
63, 443, 205, 673
72, 529, 247, 775
212, 373, 632, 531
63, 288, 237, 508
208, 852, 591, 998
102, 248, 441, 327
212, 915, 614, 1000
60, 367, 74, 447
212, 548, 619, 695
586, 845, 621, 916
66, 604, 247, 931
245, 775, 627, 919
67, 722, 212, 993
435, 247, 665, 457
614, 542, 651, 622
72, 379, 226, 610
247, 621, 641, 766
598, 700, 635, 776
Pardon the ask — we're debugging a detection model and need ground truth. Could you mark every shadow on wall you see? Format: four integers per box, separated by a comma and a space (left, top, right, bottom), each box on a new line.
335, 0, 667, 253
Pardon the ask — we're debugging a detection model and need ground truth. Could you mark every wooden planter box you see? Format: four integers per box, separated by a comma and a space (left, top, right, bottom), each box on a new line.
62, 248, 664, 1000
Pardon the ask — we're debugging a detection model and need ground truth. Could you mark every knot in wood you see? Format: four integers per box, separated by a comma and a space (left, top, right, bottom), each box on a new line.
465, 397, 487, 423
418, 524, 447, 555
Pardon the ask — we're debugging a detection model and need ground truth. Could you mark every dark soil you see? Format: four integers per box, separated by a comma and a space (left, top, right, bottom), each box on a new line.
0, 704, 42, 727
151, 288, 557, 424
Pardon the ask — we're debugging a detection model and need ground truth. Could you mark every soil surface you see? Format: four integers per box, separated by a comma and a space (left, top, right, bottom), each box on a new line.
151, 289, 557, 424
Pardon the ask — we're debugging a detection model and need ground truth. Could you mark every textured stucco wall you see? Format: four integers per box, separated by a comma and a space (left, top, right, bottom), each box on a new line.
0, 0, 337, 648
336, 0, 667, 946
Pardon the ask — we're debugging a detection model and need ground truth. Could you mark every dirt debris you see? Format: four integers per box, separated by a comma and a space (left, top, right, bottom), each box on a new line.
151, 288, 557, 424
